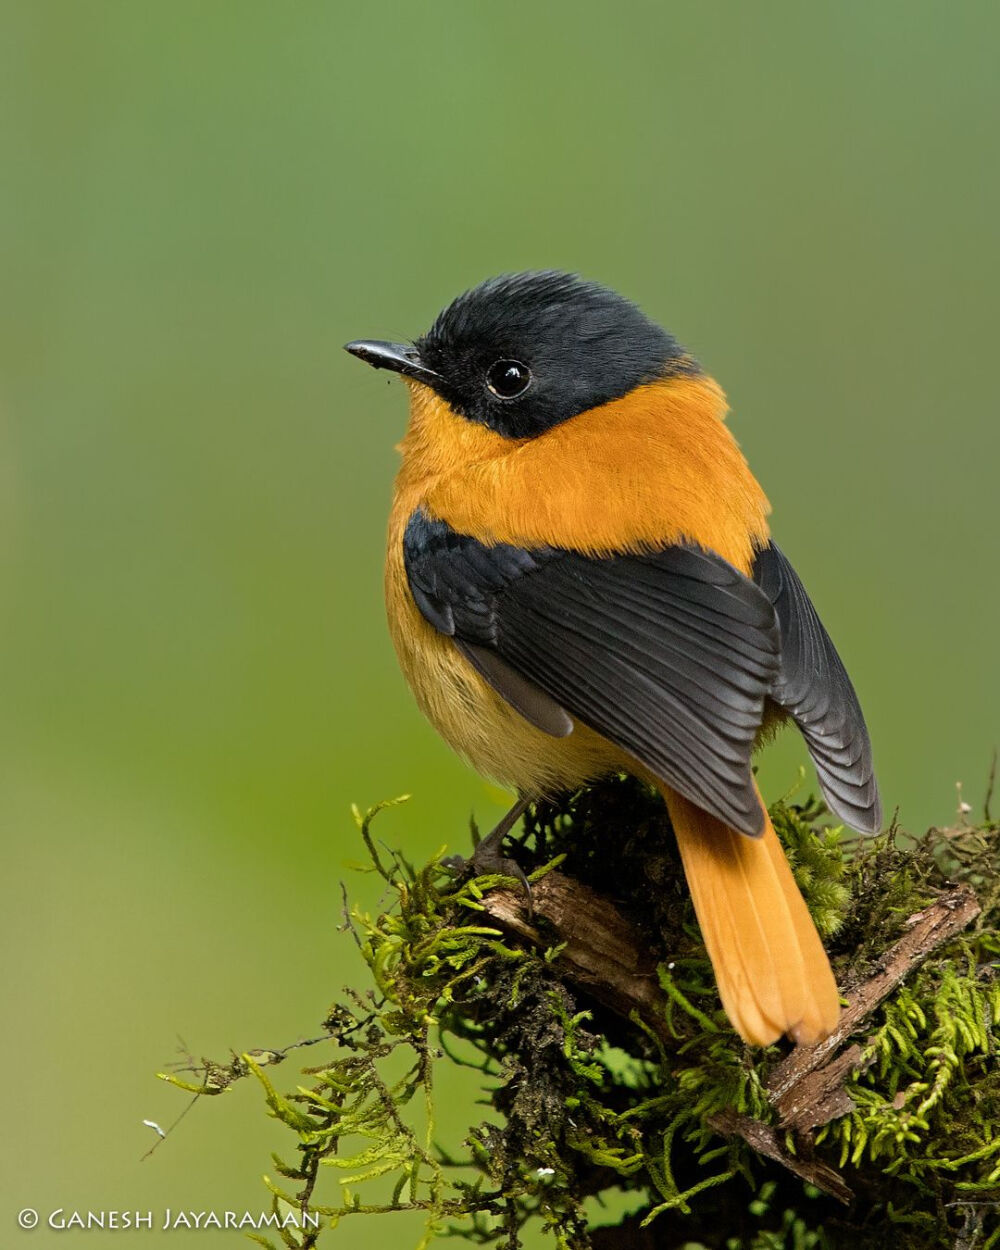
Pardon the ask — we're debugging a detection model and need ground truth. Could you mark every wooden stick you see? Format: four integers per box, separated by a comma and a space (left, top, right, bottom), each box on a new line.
480, 872, 668, 1035
766, 885, 981, 1129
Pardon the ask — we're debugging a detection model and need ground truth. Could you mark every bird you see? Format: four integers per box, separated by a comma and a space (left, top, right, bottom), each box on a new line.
345, 270, 881, 1047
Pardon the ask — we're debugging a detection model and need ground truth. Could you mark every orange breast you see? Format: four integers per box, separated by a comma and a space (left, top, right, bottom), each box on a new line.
385, 373, 772, 795
396, 374, 770, 575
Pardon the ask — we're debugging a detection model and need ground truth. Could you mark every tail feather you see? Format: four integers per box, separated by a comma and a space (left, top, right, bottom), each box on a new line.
660, 784, 839, 1046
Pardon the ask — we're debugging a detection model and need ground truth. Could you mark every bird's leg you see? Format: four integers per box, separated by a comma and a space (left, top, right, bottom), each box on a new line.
470, 794, 531, 886
443, 795, 534, 905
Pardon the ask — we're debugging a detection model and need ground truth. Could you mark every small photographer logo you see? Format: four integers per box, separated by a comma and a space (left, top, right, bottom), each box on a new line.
15, 1208, 322, 1233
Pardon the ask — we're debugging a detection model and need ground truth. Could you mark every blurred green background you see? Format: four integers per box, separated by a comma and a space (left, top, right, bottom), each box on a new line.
2, 2, 997, 1245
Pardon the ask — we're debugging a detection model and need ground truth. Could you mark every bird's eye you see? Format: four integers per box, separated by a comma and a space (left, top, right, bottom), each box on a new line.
486, 359, 531, 399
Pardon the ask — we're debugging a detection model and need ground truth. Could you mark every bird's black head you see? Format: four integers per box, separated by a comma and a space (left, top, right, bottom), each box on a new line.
346, 271, 698, 439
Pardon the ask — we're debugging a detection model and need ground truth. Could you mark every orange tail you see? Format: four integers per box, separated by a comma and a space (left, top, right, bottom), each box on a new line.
659, 784, 840, 1046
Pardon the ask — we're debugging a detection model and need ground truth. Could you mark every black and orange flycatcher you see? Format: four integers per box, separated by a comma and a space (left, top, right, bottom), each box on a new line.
346, 271, 881, 1047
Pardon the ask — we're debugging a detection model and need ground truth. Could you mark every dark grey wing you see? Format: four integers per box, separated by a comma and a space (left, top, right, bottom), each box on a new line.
455, 640, 574, 738
753, 541, 881, 833
404, 510, 782, 836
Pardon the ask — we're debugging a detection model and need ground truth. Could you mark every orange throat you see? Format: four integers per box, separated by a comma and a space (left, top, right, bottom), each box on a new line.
394, 374, 771, 573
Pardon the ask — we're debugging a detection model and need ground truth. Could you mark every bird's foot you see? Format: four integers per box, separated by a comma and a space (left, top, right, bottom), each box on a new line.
444, 796, 533, 910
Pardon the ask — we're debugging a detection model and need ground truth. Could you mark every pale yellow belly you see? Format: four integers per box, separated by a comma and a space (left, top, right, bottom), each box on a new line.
385, 531, 621, 798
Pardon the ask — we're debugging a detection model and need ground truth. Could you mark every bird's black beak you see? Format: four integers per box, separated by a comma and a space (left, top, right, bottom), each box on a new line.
344, 340, 440, 386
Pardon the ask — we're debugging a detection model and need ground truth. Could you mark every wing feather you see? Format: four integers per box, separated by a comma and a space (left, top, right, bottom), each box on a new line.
752, 542, 881, 833
404, 511, 782, 835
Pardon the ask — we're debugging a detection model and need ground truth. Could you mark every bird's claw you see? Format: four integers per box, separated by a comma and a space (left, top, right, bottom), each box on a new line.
443, 797, 534, 916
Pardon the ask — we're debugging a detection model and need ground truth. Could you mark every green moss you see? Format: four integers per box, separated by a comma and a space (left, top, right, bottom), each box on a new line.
163, 781, 1000, 1249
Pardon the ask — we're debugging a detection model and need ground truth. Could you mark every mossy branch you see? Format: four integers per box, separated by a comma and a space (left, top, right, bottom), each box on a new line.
766, 885, 981, 1129
160, 775, 1000, 1249
476, 872, 982, 1207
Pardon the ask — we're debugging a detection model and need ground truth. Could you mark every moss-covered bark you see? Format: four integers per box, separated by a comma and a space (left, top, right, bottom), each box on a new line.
162, 780, 1000, 1249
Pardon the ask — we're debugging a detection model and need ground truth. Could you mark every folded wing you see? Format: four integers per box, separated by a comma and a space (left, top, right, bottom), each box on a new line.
752, 542, 881, 833
404, 511, 782, 836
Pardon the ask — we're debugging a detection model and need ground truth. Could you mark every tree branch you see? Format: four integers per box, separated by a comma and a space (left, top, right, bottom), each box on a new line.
480, 872, 668, 1039
765, 885, 981, 1129
479, 873, 981, 1203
